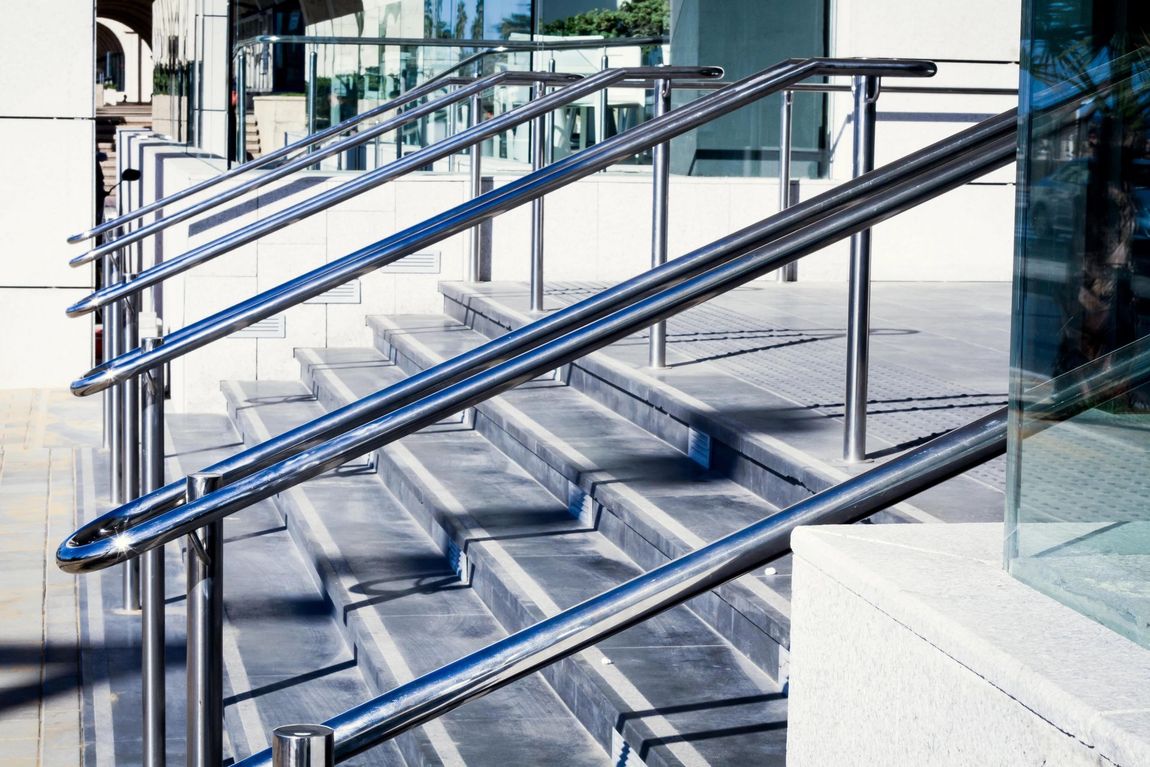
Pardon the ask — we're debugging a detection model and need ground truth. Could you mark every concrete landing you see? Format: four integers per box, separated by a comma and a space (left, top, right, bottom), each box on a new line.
0, 389, 102, 766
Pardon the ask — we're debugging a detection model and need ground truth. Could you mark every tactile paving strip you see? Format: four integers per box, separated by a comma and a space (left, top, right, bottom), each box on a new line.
546, 282, 1008, 491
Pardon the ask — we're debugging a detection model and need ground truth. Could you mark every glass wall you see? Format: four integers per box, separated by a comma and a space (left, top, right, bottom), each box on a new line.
1007, 0, 1150, 648
234, 0, 828, 176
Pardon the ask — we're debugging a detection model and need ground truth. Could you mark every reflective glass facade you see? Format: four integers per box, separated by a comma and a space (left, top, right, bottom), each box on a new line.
1007, 0, 1150, 648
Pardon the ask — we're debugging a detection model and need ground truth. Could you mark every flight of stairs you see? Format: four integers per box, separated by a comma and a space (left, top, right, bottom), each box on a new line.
166, 288, 819, 765
244, 111, 261, 159
166, 279, 1005, 765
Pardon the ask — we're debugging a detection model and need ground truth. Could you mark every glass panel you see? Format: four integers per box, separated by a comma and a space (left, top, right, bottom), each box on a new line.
1007, 0, 1150, 648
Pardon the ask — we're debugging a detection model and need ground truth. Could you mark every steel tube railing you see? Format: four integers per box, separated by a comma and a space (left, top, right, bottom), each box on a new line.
71, 73, 567, 267
236, 49, 247, 165
235, 329, 1150, 767
778, 90, 797, 283
57, 116, 1013, 574
236, 33, 666, 53
272, 725, 334, 767
121, 287, 141, 610
467, 91, 483, 281
140, 335, 166, 767
647, 77, 672, 368
70, 75, 476, 247
185, 473, 224, 767
56, 107, 1016, 573
66, 67, 714, 316
529, 79, 547, 311
843, 75, 881, 462
238, 407, 1010, 765
68, 60, 931, 396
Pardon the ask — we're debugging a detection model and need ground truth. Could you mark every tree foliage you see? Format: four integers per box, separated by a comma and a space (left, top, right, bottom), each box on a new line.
541, 0, 669, 38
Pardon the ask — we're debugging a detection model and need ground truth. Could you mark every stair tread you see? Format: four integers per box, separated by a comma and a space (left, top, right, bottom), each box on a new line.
220, 380, 611, 766
277, 355, 789, 764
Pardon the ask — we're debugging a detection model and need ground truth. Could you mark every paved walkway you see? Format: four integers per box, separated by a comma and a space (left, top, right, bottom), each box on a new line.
0, 389, 102, 766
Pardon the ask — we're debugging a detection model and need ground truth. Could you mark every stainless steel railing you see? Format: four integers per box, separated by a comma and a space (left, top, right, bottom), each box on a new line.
67, 59, 932, 394
235, 408, 1008, 765
70, 71, 582, 268
68, 111, 1012, 765
69, 75, 475, 247
232, 325, 1150, 766
64, 57, 971, 766
60, 108, 1016, 566
60, 107, 1015, 570
65, 65, 722, 315
63, 106, 1011, 765
75, 120, 1015, 763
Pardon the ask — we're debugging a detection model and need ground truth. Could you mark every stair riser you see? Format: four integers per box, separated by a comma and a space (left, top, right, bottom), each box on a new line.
371, 332, 788, 681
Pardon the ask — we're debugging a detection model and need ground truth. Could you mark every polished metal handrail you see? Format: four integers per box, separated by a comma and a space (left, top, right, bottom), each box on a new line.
232, 328, 1150, 766
57, 106, 1012, 573
68, 75, 476, 246
70, 70, 584, 266
235, 408, 1008, 765
234, 34, 668, 53
64, 82, 1004, 767
58, 108, 1016, 566
67, 58, 934, 393
75, 36, 666, 247
65, 64, 723, 308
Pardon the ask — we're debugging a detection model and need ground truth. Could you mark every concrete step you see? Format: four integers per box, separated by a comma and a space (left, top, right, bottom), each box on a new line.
164, 413, 402, 766
438, 281, 1006, 526
220, 380, 610, 766
289, 348, 787, 766
357, 318, 793, 681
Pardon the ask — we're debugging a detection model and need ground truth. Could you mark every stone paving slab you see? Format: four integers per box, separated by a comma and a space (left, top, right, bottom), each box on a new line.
0, 388, 102, 767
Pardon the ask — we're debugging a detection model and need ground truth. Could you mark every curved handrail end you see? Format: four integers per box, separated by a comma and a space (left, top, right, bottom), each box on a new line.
66, 294, 100, 318
56, 532, 131, 574
71, 364, 118, 397
70, 249, 100, 268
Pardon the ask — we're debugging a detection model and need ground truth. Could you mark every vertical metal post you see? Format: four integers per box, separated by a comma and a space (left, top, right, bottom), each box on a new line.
779, 90, 798, 283
598, 51, 610, 149
843, 75, 880, 463
272, 724, 334, 767
141, 336, 166, 767
648, 77, 672, 369
237, 48, 247, 163
546, 57, 557, 164
306, 49, 318, 139
186, 472, 224, 767
122, 285, 141, 611
468, 90, 483, 282
101, 255, 114, 449
447, 84, 458, 173
108, 257, 124, 506
529, 80, 547, 312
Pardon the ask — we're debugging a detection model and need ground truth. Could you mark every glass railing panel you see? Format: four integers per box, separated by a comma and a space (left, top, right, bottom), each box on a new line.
1006, 0, 1150, 648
